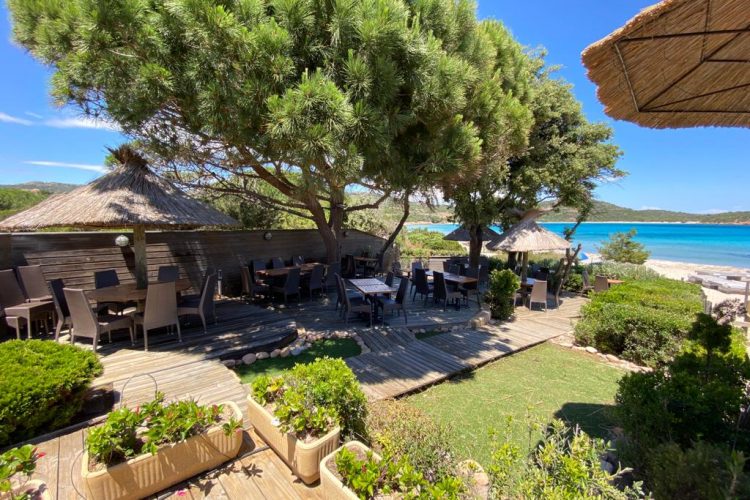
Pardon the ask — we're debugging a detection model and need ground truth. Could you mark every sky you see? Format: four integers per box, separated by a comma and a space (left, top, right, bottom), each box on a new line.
0, 1, 748, 213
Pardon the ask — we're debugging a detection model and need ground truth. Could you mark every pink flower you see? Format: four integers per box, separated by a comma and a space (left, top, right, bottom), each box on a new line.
176, 489, 188, 497
37, 452, 46, 459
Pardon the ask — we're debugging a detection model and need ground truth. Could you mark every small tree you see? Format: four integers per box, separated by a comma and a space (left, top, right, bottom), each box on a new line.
599, 229, 649, 264
485, 270, 520, 321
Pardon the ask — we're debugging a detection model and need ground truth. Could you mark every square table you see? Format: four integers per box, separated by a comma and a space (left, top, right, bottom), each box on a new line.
424, 270, 479, 286
348, 278, 398, 296
256, 263, 324, 278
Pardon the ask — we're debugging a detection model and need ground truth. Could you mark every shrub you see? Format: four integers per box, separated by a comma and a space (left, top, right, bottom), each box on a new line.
561, 271, 583, 292
333, 444, 465, 499
365, 400, 456, 482
587, 262, 660, 282
488, 418, 643, 499
574, 279, 702, 366
646, 441, 750, 500
485, 269, 520, 320
398, 229, 466, 259
251, 357, 367, 439
598, 229, 650, 264
86, 392, 241, 468
0, 340, 102, 446
0, 444, 43, 500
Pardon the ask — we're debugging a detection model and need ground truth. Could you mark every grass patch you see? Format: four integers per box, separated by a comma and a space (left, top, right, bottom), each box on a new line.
406, 343, 624, 467
236, 338, 361, 384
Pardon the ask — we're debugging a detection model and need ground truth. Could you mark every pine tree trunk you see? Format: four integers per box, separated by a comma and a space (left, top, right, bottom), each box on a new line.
469, 225, 482, 268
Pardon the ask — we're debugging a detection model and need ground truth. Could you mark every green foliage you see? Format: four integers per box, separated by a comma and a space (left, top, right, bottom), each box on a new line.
587, 262, 660, 282
561, 271, 583, 292
334, 445, 465, 499
0, 188, 48, 220
615, 314, 750, 475
86, 392, 241, 467
250, 357, 367, 440
365, 400, 457, 483
485, 269, 520, 320
398, 229, 465, 260
0, 340, 102, 446
574, 279, 702, 366
487, 419, 643, 499
599, 229, 650, 265
646, 441, 750, 500
0, 444, 40, 500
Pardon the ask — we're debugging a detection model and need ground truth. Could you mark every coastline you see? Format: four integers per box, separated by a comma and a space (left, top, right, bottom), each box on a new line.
405, 221, 750, 226
645, 258, 749, 305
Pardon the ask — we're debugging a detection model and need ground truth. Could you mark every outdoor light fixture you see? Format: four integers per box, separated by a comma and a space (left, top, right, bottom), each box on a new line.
263, 231, 273, 241
115, 234, 130, 247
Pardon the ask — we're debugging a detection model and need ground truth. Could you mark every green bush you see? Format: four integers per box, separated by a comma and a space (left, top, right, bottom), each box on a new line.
598, 229, 650, 264
398, 229, 466, 259
0, 340, 102, 446
561, 272, 583, 292
365, 400, 456, 482
587, 262, 660, 281
251, 357, 367, 439
574, 279, 702, 366
488, 418, 643, 499
646, 441, 750, 500
485, 269, 520, 320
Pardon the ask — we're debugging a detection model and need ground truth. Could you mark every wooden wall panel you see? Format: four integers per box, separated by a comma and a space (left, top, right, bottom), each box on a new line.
3, 229, 386, 296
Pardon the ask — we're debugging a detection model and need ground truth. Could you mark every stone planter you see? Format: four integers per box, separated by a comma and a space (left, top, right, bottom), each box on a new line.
247, 395, 340, 484
81, 401, 243, 500
320, 441, 380, 500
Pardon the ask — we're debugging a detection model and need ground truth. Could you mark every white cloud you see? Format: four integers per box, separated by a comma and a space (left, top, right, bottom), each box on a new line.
0, 112, 33, 126
639, 205, 663, 211
24, 161, 107, 173
24, 111, 43, 119
44, 116, 120, 131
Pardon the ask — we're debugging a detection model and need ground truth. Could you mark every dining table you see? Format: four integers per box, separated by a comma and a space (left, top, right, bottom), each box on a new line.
256, 262, 324, 278
348, 278, 398, 297
425, 270, 479, 287
85, 278, 192, 304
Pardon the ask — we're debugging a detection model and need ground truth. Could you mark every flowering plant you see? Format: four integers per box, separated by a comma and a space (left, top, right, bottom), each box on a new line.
0, 444, 44, 500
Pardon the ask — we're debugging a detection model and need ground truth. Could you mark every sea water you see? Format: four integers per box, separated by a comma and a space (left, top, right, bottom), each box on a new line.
408, 222, 750, 269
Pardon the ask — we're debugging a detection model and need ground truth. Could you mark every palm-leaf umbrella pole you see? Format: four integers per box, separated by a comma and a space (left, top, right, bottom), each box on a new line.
486, 213, 570, 282
0, 146, 238, 289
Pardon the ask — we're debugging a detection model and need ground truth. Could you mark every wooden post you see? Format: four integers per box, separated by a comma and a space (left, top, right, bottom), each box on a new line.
133, 225, 148, 289
520, 251, 529, 282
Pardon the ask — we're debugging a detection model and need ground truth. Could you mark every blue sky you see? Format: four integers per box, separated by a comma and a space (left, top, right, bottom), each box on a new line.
0, 1, 748, 213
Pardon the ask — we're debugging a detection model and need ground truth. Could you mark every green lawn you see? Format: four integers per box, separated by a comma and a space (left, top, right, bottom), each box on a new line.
407, 343, 625, 467
235, 338, 361, 383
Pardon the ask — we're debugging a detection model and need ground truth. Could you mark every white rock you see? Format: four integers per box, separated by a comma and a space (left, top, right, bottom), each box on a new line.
280, 347, 291, 358
222, 359, 236, 368
256, 351, 270, 360
605, 354, 619, 363
585, 346, 598, 354
270, 349, 281, 358
291, 347, 304, 356
242, 353, 257, 365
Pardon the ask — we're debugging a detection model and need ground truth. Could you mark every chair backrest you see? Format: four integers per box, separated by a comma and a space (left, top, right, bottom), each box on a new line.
336, 275, 352, 308
534, 270, 549, 282
272, 257, 286, 269
395, 278, 408, 305
479, 265, 489, 285
251, 259, 267, 274
582, 268, 591, 288
392, 261, 403, 276
325, 263, 341, 286
293, 255, 305, 266
94, 269, 119, 289
50, 278, 69, 318
594, 275, 609, 292
411, 260, 423, 271
308, 264, 325, 290
64, 287, 99, 338
0, 270, 27, 307
199, 273, 217, 318
343, 254, 356, 278
240, 266, 252, 295
285, 267, 301, 293
414, 268, 429, 294
17, 265, 49, 300
157, 265, 179, 282
530, 280, 548, 302
143, 281, 178, 330
384, 272, 394, 287
465, 266, 479, 279
442, 261, 452, 272
449, 264, 460, 275
433, 271, 448, 300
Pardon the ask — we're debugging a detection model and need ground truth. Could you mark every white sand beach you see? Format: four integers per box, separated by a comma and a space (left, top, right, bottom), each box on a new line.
645, 259, 749, 305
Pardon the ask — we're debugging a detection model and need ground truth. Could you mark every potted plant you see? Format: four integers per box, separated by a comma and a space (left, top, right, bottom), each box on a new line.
247, 357, 366, 484
485, 269, 520, 320
81, 393, 242, 500
320, 441, 467, 499
0, 445, 52, 500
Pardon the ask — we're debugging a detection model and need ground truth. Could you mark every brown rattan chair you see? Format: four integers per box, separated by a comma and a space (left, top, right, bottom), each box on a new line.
17, 265, 52, 301
50, 279, 72, 340
271, 267, 301, 304
179, 273, 217, 333
434, 271, 462, 310
376, 278, 408, 324
0, 269, 54, 339
132, 281, 182, 351
594, 275, 609, 293
292, 255, 305, 266
304, 264, 325, 299
337, 276, 372, 327
64, 288, 133, 351
271, 257, 286, 269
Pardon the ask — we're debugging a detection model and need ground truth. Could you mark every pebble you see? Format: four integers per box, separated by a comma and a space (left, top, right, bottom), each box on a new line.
585, 346, 598, 354
242, 353, 257, 365
256, 351, 270, 360
605, 354, 620, 362
270, 349, 281, 358
291, 347, 304, 356
222, 359, 236, 368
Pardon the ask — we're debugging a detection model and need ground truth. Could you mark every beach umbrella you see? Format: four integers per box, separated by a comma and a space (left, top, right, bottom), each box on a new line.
487, 213, 570, 281
582, 0, 750, 129
0, 146, 238, 288
443, 225, 501, 243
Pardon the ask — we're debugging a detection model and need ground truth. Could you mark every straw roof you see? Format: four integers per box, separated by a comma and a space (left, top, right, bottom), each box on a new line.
443, 225, 501, 242
582, 0, 750, 128
0, 159, 238, 231
486, 218, 570, 253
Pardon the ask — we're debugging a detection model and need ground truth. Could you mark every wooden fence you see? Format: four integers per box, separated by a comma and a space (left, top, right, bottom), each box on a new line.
0, 229, 386, 296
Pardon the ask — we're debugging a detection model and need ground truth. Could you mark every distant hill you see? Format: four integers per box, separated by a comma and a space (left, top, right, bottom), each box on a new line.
3, 182, 80, 194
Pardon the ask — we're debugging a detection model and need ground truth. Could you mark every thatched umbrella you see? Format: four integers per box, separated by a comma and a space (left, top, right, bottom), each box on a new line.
582, 0, 750, 129
487, 214, 570, 281
0, 147, 238, 288
443, 225, 501, 243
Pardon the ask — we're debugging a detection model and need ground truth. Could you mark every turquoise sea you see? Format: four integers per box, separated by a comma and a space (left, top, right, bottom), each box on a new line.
408, 222, 750, 269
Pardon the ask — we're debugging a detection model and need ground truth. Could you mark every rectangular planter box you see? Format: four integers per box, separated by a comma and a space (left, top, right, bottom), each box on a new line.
320, 441, 381, 500
247, 395, 340, 484
81, 401, 243, 500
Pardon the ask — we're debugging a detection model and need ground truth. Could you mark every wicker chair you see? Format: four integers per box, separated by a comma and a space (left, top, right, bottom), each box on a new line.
376, 278, 408, 324
64, 288, 133, 351
132, 281, 182, 351
527, 280, 548, 312
178, 273, 217, 333
338, 275, 372, 327
50, 279, 72, 340
434, 271, 463, 310
0, 269, 53, 339
271, 267, 301, 304
17, 265, 52, 301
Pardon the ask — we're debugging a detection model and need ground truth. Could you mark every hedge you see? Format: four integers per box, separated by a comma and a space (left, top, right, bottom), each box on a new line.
574, 278, 702, 367
0, 340, 102, 446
